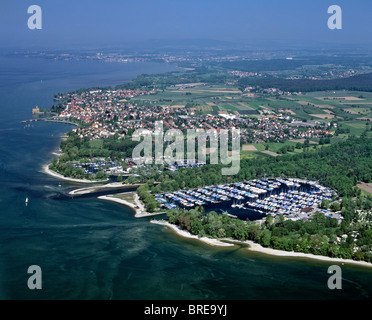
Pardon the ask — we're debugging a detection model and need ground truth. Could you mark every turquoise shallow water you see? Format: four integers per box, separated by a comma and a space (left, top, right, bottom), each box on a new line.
0, 56, 371, 300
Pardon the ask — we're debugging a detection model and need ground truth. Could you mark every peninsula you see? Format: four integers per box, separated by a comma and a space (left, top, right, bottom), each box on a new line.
40, 55, 372, 265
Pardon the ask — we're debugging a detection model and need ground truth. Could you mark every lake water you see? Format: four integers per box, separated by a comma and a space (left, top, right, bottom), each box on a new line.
0, 56, 371, 300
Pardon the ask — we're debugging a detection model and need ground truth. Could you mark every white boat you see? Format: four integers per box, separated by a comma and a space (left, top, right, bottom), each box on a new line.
25, 197, 29, 206
222, 211, 238, 219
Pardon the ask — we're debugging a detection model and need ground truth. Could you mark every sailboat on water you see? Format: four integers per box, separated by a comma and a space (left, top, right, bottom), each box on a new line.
25, 197, 29, 206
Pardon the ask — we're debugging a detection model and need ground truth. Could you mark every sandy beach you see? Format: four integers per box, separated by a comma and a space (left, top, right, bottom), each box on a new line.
152, 220, 372, 267
42, 164, 109, 183
151, 220, 235, 247
98, 195, 138, 214
232, 239, 372, 267
98, 194, 165, 218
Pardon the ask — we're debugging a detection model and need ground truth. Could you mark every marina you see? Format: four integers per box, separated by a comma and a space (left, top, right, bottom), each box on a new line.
155, 178, 340, 221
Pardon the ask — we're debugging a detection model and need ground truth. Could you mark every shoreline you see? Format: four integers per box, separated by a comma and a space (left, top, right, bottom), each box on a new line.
150, 220, 235, 247
229, 239, 372, 267
98, 194, 165, 218
42, 163, 109, 184
152, 220, 372, 268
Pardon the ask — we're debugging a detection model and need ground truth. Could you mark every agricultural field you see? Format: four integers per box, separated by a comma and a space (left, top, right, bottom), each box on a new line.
133, 84, 264, 115
135, 83, 370, 123
240, 140, 318, 159
342, 120, 371, 135
132, 82, 372, 156
266, 91, 372, 122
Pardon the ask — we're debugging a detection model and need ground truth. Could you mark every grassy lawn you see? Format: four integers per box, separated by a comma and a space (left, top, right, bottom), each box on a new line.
89, 139, 103, 148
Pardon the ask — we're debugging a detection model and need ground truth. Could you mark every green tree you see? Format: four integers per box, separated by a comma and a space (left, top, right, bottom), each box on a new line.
258, 229, 271, 247
320, 199, 330, 209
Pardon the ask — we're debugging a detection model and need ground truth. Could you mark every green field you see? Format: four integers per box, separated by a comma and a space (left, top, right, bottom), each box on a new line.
89, 139, 104, 148
279, 91, 372, 121
134, 84, 268, 115
239, 140, 316, 159
343, 121, 371, 135
134, 84, 372, 147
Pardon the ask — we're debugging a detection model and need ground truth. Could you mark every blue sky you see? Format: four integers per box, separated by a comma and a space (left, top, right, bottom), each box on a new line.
1, 0, 371, 50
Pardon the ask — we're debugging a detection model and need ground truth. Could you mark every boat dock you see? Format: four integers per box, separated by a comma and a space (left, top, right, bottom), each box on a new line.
155, 178, 339, 221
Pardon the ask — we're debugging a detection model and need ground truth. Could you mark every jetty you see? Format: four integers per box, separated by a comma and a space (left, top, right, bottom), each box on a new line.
21, 117, 77, 126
